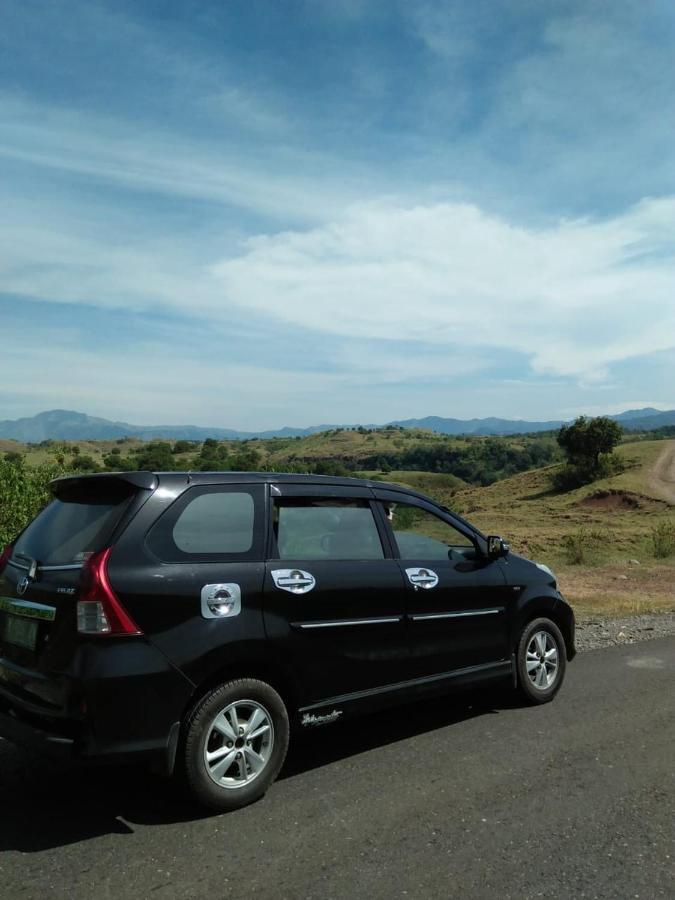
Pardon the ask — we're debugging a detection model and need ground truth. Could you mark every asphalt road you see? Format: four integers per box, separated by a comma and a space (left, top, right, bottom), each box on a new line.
1, 637, 673, 900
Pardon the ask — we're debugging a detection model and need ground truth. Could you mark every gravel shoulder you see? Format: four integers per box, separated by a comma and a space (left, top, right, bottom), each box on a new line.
575, 610, 675, 651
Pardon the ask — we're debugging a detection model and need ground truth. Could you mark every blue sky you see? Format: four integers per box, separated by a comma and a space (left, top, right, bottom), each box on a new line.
1, 0, 674, 428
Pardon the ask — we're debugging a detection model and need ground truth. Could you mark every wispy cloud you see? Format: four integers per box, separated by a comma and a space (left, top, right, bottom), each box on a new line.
0, 95, 366, 224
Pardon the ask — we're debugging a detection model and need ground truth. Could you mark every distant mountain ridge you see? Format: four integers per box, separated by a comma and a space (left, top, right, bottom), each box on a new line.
0, 407, 673, 443
0, 410, 332, 443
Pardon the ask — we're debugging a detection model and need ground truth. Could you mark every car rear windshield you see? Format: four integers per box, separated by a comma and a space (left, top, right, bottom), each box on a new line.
12, 481, 137, 567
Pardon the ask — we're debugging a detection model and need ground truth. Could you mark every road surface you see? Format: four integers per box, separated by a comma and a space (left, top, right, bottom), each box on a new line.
1, 637, 673, 899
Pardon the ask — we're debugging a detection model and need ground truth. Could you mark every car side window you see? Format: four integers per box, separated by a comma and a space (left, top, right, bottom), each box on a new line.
146, 485, 263, 562
385, 502, 476, 561
273, 499, 385, 560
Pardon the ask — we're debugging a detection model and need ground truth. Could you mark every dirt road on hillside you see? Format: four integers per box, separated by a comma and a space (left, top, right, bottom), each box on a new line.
648, 440, 675, 504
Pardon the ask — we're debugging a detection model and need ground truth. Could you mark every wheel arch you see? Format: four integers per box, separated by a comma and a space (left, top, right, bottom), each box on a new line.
181, 657, 300, 730
514, 595, 576, 661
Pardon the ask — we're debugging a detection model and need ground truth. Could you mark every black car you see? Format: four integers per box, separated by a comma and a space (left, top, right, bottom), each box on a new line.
0, 471, 574, 810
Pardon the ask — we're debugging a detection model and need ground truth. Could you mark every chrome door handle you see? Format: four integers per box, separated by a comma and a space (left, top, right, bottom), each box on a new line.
271, 569, 316, 594
405, 567, 439, 590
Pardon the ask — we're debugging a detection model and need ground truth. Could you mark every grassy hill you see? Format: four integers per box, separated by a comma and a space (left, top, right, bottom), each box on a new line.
3, 425, 563, 486
2, 430, 673, 621
441, 440, 675, 619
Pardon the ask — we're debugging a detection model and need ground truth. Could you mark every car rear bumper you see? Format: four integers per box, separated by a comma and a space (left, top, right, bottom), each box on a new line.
0, 641, 194, 773
0, 701, 75, 760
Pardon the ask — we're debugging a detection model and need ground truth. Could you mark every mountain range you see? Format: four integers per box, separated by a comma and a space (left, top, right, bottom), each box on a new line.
0, 407, 673, 443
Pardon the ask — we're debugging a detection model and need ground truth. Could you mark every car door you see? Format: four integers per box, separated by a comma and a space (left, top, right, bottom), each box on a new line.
374, 489, 511, 679
114, 481, 268, 687
263, 483, 408, 707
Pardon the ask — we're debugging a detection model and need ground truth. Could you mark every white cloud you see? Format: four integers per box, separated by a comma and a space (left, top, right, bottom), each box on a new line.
213, 196, 675, 381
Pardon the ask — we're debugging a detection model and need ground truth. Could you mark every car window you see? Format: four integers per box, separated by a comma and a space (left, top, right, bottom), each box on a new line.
173, 492, 254, 553
147, 486, 261, 561
13, 491, 134, 567
385, 502, 475, 560
274, 499, 384, 560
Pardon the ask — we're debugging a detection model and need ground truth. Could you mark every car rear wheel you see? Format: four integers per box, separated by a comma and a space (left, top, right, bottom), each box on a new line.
516, 617, 567, 704
183, 678, 289, 811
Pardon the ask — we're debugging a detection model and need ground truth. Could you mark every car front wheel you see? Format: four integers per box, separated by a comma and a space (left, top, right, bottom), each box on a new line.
183, 678, 290, 811
516, 617, 567, 704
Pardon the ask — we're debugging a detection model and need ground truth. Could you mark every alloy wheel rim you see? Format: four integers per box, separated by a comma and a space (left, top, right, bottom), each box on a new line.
526, 630, 559, 690
204, 700, 274, 790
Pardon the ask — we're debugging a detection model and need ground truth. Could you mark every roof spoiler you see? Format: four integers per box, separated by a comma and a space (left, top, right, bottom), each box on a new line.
50, 471, 159, 498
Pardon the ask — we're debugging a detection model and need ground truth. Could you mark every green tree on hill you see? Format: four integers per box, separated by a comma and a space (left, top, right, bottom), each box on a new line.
555, 416, 623, 489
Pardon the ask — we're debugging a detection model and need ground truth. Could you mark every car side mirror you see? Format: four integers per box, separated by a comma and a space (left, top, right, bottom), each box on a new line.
487, 535, 509, 559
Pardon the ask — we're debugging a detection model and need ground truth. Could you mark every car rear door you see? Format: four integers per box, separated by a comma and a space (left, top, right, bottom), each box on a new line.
263, 483, 408, 708
0, 474, 153, 714
114, 480, 268, 687
374, 489, 512, 679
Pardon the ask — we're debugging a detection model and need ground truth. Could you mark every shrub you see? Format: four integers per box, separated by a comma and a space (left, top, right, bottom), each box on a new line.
172, 440, 193, 454
562, 528, 604, 565
0, 457, 70, 546
553, 453, 624, 491
651, 521, 675, 559
71, 455, 99, 472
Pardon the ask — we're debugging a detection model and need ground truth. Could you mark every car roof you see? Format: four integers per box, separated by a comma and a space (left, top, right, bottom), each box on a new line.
49, 470, 484, 538
51, 469, 413, 494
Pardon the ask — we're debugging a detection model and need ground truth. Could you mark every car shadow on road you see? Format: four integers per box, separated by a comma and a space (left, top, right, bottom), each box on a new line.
0, 686, 522, 853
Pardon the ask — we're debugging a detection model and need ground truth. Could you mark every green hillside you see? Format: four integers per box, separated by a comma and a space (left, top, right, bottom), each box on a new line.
449, 440, 675, 618
2, 431, 674, 622
3, 425, 563, 487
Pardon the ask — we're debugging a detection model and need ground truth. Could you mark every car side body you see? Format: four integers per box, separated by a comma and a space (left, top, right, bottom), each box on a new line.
0, 471, 575, 808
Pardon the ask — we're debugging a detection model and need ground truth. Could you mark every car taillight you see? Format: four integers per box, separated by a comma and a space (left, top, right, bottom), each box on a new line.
0, 544, 13, 576
77, 547, 143, 636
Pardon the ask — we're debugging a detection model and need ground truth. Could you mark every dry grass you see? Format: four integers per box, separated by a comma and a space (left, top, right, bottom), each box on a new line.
557, 561, 675, 619
386, 440, 675, 621
348, 442, 674, 620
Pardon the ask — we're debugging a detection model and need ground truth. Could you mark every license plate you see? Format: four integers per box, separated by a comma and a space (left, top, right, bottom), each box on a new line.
3, 616, 38, 651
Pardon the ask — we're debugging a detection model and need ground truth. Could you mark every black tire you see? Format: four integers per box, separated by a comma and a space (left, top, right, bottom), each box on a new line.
516, 617, 567, 705
182, 678, 289, 812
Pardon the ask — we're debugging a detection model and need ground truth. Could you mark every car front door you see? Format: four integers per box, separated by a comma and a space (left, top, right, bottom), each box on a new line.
374, 489, 511, 679
263, 484, 408, 709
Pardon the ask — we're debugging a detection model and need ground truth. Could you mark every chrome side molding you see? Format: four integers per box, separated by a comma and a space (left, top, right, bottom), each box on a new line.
410, 608, 503, 621
293, 616, 402, 630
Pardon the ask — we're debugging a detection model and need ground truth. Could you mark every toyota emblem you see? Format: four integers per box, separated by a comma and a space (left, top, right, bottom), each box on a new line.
16, 576, 29, 596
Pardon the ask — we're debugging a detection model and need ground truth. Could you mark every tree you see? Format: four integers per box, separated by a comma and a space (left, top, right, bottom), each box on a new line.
554, 416, 623, 489
136, 441, 175, 471
557, 416, 622, 467
71, 455, 99, 472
